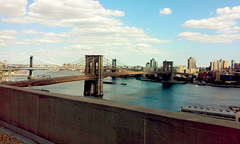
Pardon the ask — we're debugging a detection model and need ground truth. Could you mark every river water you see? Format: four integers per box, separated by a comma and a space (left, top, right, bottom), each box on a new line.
11, 70, 240, 112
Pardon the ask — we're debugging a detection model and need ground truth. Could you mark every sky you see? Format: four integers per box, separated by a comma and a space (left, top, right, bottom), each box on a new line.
0, 0, 240, 67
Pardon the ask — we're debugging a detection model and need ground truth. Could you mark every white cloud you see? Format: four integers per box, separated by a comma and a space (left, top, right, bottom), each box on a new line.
22, 30, 39, 34
159, 8, 172, 15
0, 0, 171, 57
216, 6, 240, 19
68, 26, 172, 47
2, 16, 123, 27
181, 17, 236, 30
210, 12, 213, 16
123, 43, 164, 54
19, 31, 70, 45
18, 53, 25, 56
33, 48, 95, 60
0, 35, 17, 46
33, 49, 77, 59
0, 52, 13, 57
22, 37, 63, 45
216, 26, 240, 34
39, 32, 69, 37
178, 32, 240, 43
181, 6, 240, 33
28, 0, 124, 19
180, 6, 240, 43
63, 45, 93, 50
0, 0, 28, 16
0, 30, 18, 35
1, 0, 124, 27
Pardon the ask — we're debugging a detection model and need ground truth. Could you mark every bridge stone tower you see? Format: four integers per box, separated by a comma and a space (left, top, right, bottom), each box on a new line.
112, 59, 117, 74
28, 55, 33, 79
84, 55, 103, 96
112, 59, 117, 67
162, 61, 173, 82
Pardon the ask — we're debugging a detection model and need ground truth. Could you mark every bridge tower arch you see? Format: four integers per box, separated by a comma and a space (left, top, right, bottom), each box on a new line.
28, 55, 34, 79
84, 55, 103, 96
112, 59, 117, 73
162, 61, 173, 82
112, 59, 117, 67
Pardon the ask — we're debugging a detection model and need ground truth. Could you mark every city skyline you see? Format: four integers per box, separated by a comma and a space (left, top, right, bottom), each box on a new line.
0, 53, 238, 68
0, 0, 240, 67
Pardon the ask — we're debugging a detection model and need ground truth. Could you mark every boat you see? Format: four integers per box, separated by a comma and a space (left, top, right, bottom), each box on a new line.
40, 89, 49, 92
103, 81, 116, 84
120, 82, 127, 85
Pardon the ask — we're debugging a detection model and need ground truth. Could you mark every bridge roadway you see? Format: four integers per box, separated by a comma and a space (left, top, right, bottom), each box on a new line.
2, 71, 191, 87
0, 67, 60, 71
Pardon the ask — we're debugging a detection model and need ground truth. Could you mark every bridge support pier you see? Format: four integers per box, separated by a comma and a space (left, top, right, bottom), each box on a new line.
84, 55, 103, 96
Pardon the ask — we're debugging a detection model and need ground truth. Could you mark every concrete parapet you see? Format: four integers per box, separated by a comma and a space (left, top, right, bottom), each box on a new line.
0, 84, 240, 143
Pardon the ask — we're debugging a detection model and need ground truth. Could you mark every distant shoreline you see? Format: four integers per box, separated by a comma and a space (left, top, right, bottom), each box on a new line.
210, 84, 240, 88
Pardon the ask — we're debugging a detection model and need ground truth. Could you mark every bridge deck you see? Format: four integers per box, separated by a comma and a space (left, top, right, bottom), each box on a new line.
1, 71, 191, 87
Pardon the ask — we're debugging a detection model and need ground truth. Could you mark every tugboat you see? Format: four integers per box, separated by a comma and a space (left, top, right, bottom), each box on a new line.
120, 82, 127, 85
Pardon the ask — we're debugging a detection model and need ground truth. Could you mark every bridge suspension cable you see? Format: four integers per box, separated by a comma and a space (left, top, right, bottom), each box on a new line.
34, 56, 62, 66
8, 56, 30, 64
37, 56, 98, 79
102, 59, 128, 72
70, 57, 85, 65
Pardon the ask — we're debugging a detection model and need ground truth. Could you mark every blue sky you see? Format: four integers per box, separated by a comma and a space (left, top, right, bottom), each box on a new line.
0, 0, 240, 67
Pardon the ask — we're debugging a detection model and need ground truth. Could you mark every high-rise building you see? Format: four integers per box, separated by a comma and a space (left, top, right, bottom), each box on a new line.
213, 60, 218, 71
223, 60, 230, 69
218, 62, 222, 70
210, 62, 213, 71
231, 60, 235, 69
188, 57, 196, 69
150, 58, 158, 67
0, 61, 2, 68
219, 59, 223, 68
210, 60, 222, 71
146, 62, 150, 68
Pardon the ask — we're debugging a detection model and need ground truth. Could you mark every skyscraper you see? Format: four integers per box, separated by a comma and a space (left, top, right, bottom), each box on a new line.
146, 62, 150, 68
210, 62, 213, 71
231, 60, 235, 69
150, 58, 158, 67
213, 60, 218, 71
188, 57, 196, 69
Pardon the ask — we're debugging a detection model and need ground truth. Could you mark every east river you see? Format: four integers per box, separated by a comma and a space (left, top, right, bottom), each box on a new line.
11, 70, 240, 112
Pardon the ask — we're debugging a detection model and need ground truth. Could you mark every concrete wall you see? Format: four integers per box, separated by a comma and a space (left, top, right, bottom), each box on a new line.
0, 84, 240, 144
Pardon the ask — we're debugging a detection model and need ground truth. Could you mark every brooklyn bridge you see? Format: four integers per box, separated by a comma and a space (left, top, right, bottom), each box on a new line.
1, 55, 190, 96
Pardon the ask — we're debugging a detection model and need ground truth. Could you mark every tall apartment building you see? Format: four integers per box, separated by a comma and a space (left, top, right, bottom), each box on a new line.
210, 60, 222, 71
223, 60, 230, 69
188, 57, 196, 69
